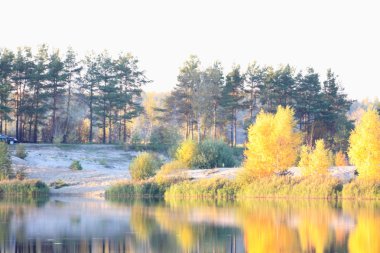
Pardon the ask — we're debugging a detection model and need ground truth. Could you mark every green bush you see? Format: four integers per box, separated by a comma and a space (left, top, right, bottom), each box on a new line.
164, 178, 240, 200
192, 139, 236, 169
15, 144, 27, 159
148, 126, 181, 153
0, 179, 49, 197
237, 175, 342, 199
342, 179, 380, 199
0, 142, 13, 180
105, 180, 168, 198
70, 160, 83, 170
130, 152, 162, 180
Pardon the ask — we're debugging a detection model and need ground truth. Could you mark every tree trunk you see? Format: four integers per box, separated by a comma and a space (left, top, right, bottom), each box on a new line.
89, 90, 93, 143
213, 103, 217, 139
108, 115, 112, 144
63, 81, 72, 143
51, 84, 57, 143
123, 106, 127, 142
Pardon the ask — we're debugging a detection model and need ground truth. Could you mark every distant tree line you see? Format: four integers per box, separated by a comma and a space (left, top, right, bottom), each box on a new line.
161, 56, 353, 152
0, 46, 149, 143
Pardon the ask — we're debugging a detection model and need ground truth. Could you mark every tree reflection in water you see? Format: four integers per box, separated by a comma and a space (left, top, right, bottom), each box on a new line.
0, 197, 379, 252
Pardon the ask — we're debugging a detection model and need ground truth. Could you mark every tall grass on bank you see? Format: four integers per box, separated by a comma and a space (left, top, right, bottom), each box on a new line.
106, 175, 344, 200
164, 178, 240, 200
238, 176, 342, 199
105, 180, 169, 199
0, 179, 49, 197
343, 179, 380, 200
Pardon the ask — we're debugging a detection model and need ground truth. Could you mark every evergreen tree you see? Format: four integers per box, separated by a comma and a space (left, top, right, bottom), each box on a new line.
82, 53, 99, 143
46, 49, 66, 142
62, 47, 82, 143
294, 68, 323, 145
0, 49, 14, 134
221, 65, 244, 146
244, 61, 262, 122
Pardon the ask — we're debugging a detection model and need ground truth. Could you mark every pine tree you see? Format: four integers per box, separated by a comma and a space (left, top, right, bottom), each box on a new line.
62, 47, 82, 143
46, 49, 66, 142
82, 53, 99, 143
0, 49, 14, 134
244, 61, 262, 122
221, 65, 244, 146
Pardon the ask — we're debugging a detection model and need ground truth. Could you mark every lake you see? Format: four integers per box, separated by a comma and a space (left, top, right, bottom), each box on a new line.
0, 197, 378, 253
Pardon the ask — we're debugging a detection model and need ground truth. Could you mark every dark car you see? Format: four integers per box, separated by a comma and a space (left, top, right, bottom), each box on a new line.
0, 134, 18, 144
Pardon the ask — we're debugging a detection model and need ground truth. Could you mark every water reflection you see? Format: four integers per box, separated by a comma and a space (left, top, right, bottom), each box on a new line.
0, 197, 379, 252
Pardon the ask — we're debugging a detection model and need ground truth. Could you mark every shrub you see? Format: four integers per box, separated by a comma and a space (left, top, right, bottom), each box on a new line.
149, 126, 181, 153
105, 180, 168, 198
0, 179, 49, 197
175, 139, 197, 167
70, 160, 83, 170
164, 178, 240, 200
155, 160, 188, 184
335, 151, 348, 166
342, 179, 380, 199
191, 139, 235, 169
130, 152, 162, 181
298, 140, 332, 176
243, 106, 302, 179
15, 144, 27, 159
348, 109, 380, 179
0, 142, 13, 180
237, 175, 342, 199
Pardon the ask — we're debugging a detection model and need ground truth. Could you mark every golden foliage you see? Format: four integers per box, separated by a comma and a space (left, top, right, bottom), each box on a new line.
243, 106, 302, 178
175, 139, 197, 167
348, 211, 380, 253
348, 109, 380, 179
334, 151, 348, 166
299, 140, 332, 176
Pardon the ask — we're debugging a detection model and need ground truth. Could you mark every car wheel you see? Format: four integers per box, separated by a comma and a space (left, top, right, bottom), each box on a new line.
9, 140, 14, 145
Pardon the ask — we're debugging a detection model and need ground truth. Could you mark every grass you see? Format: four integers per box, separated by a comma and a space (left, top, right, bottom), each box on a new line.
105, 180, 169, 199
106, 175, 343, 201
164, 178, 240, 200
237, 175, 342, 199
0, 179, 49, 197
342, 178, 380, 200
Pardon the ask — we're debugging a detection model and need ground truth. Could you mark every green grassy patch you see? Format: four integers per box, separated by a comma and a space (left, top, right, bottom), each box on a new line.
0, 179, 49, 197
105, 180, 169, 199
164, 178, 240, 200
237, 176, 342, 199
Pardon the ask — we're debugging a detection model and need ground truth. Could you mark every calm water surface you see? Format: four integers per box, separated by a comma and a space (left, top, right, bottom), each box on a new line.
0, 197, 379, 253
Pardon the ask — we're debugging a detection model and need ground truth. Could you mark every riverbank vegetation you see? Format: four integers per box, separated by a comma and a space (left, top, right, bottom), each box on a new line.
0, 143, 49, 196
0, 179, 49, 197
107, 107, 380, 200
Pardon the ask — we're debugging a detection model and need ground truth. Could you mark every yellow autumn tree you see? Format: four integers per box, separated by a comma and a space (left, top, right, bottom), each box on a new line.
299, 139, 331, 176
348, 109, 380, 179
334, 151, 348, 166
243, 106, 302, 178
175, 139, 197, 167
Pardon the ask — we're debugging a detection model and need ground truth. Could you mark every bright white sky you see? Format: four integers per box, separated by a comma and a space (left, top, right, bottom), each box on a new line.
1, 0, 379, 100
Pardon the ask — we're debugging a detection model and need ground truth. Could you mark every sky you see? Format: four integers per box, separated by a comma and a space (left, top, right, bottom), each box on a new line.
1, 0, 379, 100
